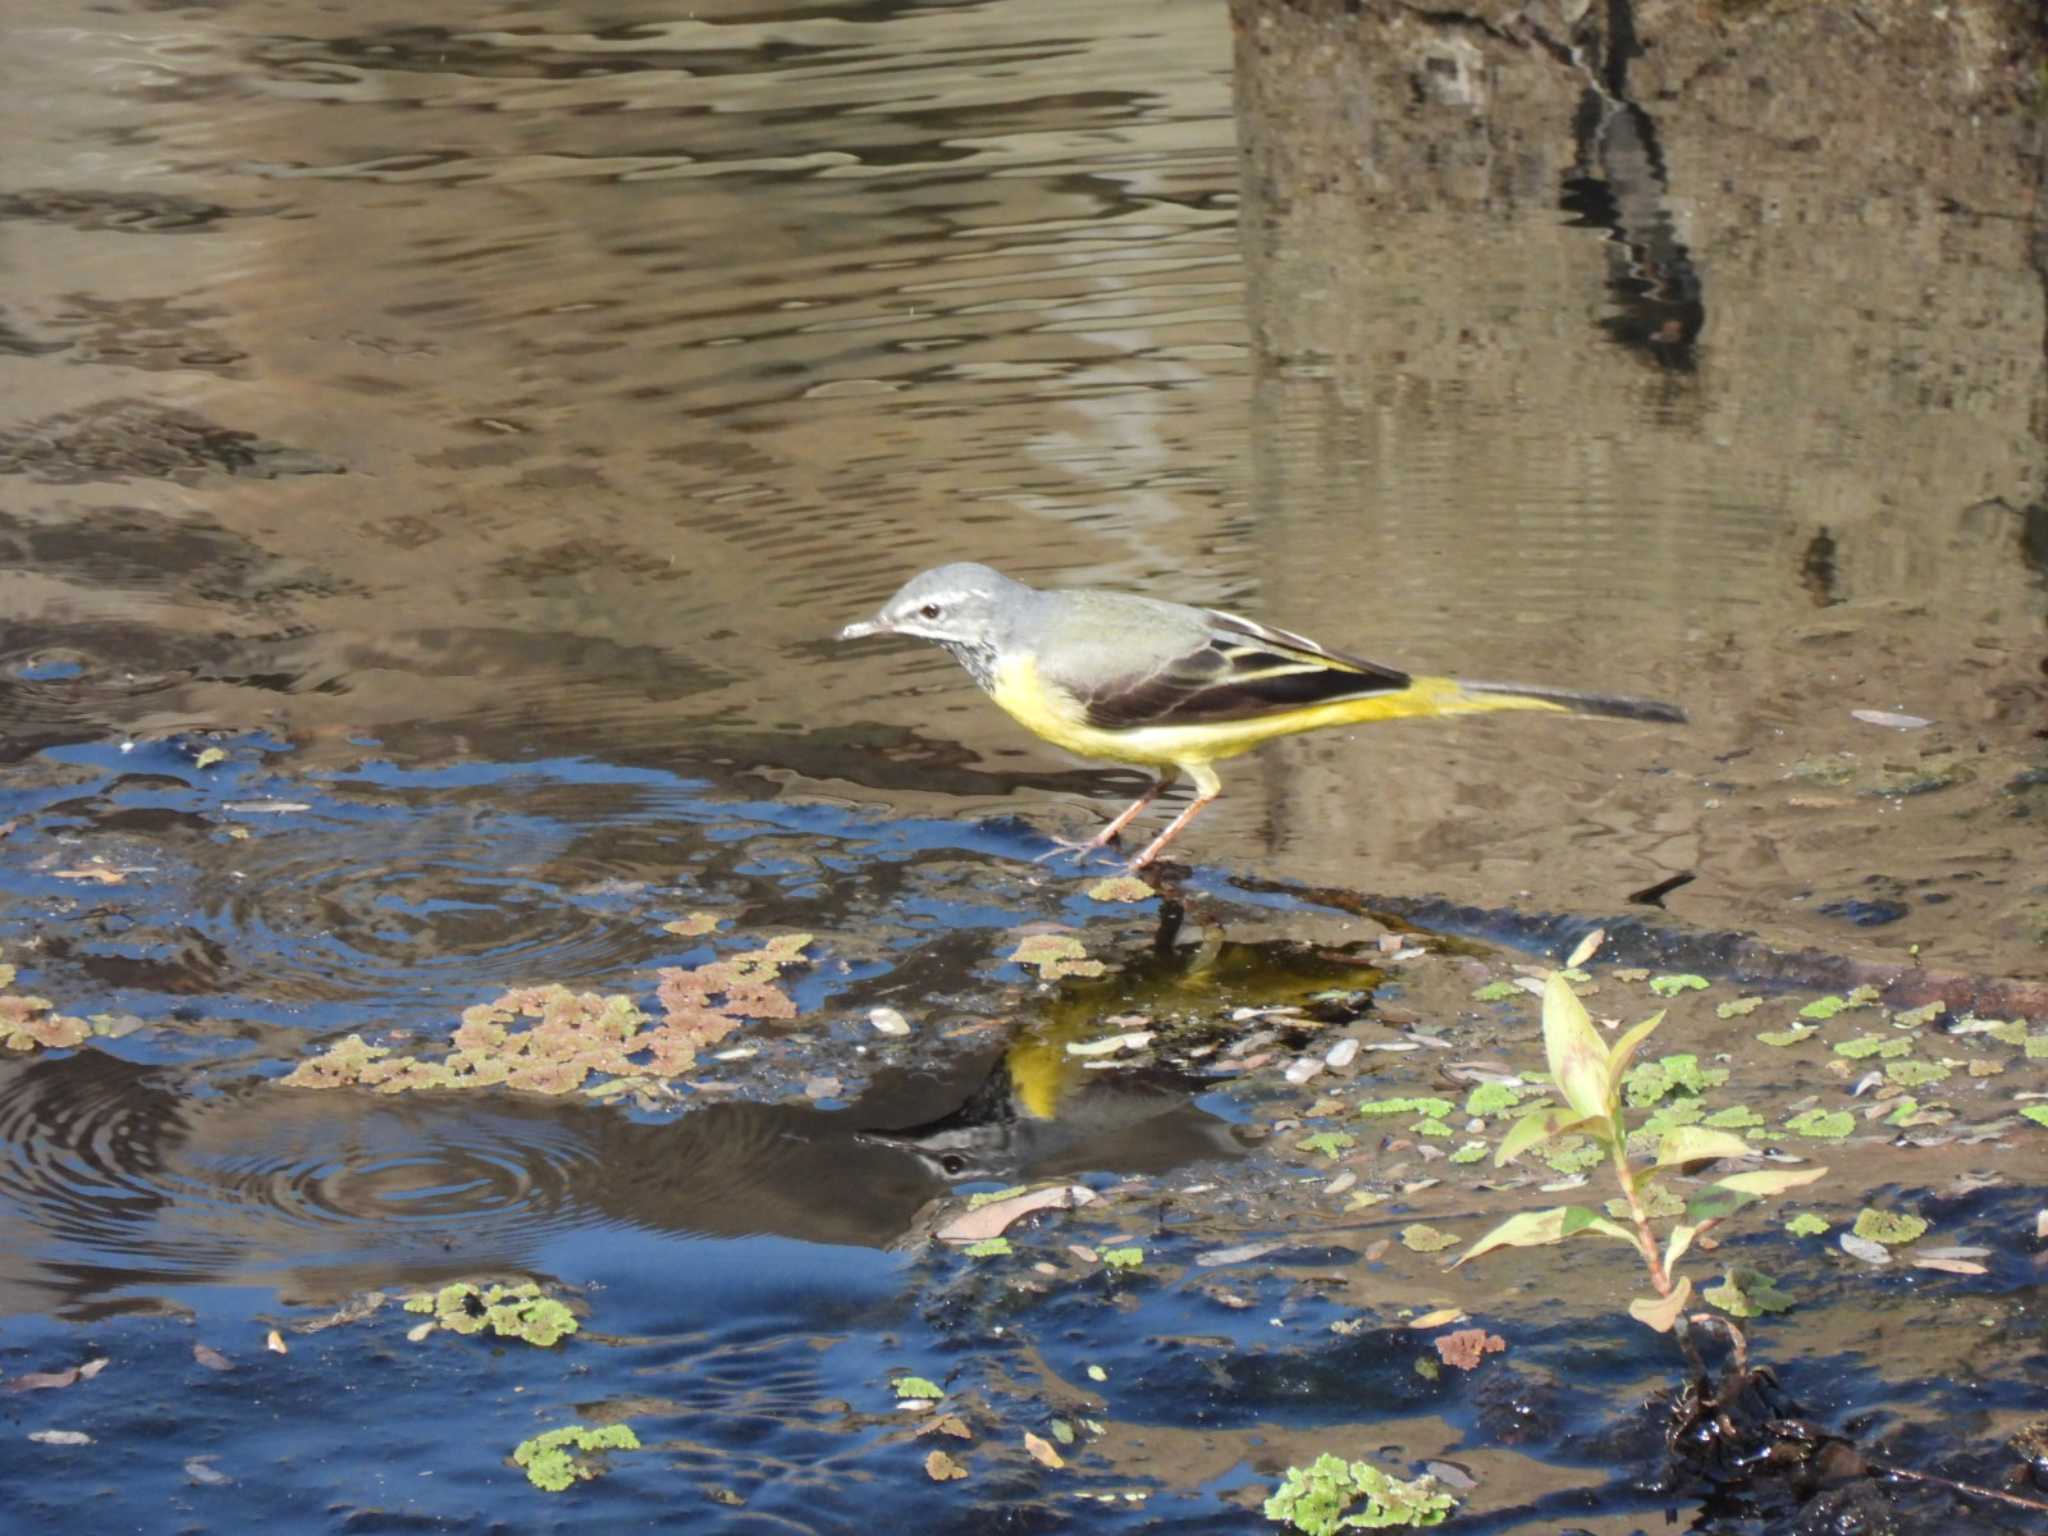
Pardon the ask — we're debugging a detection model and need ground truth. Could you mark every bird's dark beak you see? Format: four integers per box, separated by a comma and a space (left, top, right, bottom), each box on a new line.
837, 616, 886, 641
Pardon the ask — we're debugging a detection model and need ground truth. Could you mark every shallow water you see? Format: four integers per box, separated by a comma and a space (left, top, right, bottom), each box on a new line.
0, 0, 2043, 1529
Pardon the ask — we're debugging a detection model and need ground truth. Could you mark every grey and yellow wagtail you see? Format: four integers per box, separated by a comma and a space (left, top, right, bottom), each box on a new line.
839, 563, 1684, 870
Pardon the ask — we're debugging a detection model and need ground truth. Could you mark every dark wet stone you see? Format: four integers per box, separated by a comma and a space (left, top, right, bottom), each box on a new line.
1819, 899, 1910, 927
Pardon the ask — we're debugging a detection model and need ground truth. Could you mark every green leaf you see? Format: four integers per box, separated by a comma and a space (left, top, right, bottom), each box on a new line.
1604, 1011, 1667, 1088
1566, 928, 1606, 969
1651, 1126, 1754, 1172
1710, 1166, 1828, 1198
1493, 1106, 1596, 1167
2023, 1105, 2048, 1128
1664, 1223, 1701, 1272
1543, 972, 1612, 1121
1649, 974, 1709, 997
1628, 1274, 1693, 1333
1451, 1206, 1574, 1267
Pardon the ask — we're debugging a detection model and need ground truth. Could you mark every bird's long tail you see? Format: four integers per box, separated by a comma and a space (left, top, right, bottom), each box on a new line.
1448, 677, 1686, 724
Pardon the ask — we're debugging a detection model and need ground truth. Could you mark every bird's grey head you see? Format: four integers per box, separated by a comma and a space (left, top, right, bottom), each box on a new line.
837, 563, 1029, 686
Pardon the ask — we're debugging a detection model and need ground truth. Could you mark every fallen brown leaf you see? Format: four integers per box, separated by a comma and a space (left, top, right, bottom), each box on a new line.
4, 1357, 108, 1394
1023, 1431, 1064, 1469
915, 1413, 973, 1440
192, 1344, 234, 1372
1433, 1328, 1507, 1371
924, 1449, 969, 1481
936, 1185, 1092, 1245
264, 1331, 288, 1355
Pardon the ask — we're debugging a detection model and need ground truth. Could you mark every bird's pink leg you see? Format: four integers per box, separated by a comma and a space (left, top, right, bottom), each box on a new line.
1034, 777, 1168, 862
1126, 775, 1220, 870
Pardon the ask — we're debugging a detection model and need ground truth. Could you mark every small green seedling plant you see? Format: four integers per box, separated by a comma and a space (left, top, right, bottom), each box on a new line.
1454, 932, 1825, 1349
1263, 1452, 1456, 1532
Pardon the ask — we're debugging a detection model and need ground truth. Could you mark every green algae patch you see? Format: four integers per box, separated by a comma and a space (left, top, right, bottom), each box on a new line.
404, 1282, 578, 1346
1649, 974, 1709, 997
1008, 932, 1106, 981
1299, 1131, 1356, 1159
1834, 1034, 1911, 1060
0, 993, 91, 1053
1852, 1208, 1927, 1246
1464, 1082, 1524, 1118
1358, 1096, 1453, 1120
283, 935, 814, 1095
1885, 1059, 1950, 1087
512, 1423, 640, 1492
1622, 1053, 1727, 1107
1704, 1268, 1796, 1319
1800, 987, 1879, 1021
1264, 1453, 1457, 1532
1784, 1108, 1854, 1139
1756, 1024, 1817, 1048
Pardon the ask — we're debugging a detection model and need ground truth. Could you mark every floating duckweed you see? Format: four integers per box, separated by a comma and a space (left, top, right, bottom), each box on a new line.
1623, 1053, 1727, 1107
1716, 996, 1764, 1018
1101, 1246, 1144, 1269
1008, 933, 1106, 981
1399, 1225, 1458, 1253
1785, 1108, 1855, 1139
1263, 1453, 1458, 1531
512, 1424, 640, 1492
1890, 1001, 1943, 1028
1470, 980, 1520, 1002
284, 937, 814, 1095
1358, 1097, 1454, 1119
1299, 1132, 1356, 1159
893, 1376, 944, 1400
1884, 1059, 1950, 1087
1464, 1082, 1523, 1118
1703, 1105, 1765, 1129
405, 1282, 578, 1346
1756, 1025, 1818, 1048
963, 1237, 1012, 1258
1703, 1268, 1795, 1318
1606, 1185, 1684, 1222
1411, 1118, 1454, 1139
965, 1185, 1028, 1210
1851, 1208, 1927, 1246
1834, 1034, 1911, 1060
1800, 987, 1879, 1021
1648, 974, 1709, 997
1785, 1213, 1830, 1237
1448, 1141, 1487, 1164
0, 994, 91, 1053
1543, 1136, 1604, 1174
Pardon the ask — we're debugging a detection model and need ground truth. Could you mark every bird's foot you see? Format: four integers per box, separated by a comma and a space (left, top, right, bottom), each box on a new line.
1030, 827, 1125, 866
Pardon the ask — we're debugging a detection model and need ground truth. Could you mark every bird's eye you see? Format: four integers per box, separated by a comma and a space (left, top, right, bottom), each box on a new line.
919, 603, 942, 620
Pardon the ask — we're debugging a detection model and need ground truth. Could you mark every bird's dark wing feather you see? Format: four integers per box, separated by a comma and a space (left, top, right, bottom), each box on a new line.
1079, 609, 1411, 729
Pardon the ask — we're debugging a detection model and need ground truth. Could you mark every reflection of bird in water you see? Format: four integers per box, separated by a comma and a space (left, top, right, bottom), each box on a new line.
860, 1041, 1246, 1186
861, 932, 1384, 1183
